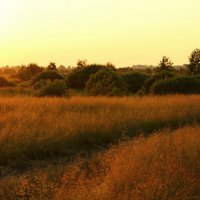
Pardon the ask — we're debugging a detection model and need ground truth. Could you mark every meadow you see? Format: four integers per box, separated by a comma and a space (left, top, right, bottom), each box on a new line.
0, 95, 200, 199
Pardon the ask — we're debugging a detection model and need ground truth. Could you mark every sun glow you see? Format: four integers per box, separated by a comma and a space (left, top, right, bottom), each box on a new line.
0, 0, 200, 67
0, 1, 8, 26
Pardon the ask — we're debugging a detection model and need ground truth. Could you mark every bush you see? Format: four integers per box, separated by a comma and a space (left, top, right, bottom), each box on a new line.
16, 66, 32, 81
68, 64, 111, 90
33, 79, 49, 90
85, 69, 128, 96
151, 76, 200, 94
28, 63, 43, 76
33, 70, 64, 84
0, 76, 15, 87
36, 80, 68, 97
122, 72, 149, 93
16, 64, 43, 81
139, 71, 175, 94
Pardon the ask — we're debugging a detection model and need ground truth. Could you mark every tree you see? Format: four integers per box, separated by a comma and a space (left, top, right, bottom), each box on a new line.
68, 64, 105, 89
122, 72, 149, 93
27, 63, 43, 76
106, 62, 116, 71
187, 48, 200, 74
47, 62, 57, 71
138, 71, 174, 94
157, 56, 173, 71
77, 59, 87, 67
85, 69, 128, 96
16, 65, 32, 81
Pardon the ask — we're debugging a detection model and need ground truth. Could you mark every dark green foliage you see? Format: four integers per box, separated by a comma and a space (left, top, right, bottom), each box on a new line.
33, 70, 64, 84
36, 80, 67, 97
77, 59, 87, 67
68, 64, 107, 89
33, 70, 68, 97
0, 76, 15, 87
47, 62, 57, 71
139, 71, 175, 94
157, 56, 174, 71
16, 64, 43, 81
187, 49, 200, 74
106, 62, 116, 71
16, 66, 32, 81
151, 76, 200, 94
122, 72, 149, 93
27, 63, 43, 76
85, 69, 128, 96
33, 79, 50, 90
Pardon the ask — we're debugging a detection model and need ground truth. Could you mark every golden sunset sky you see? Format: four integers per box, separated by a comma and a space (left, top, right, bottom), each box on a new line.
0, 0, 200, 67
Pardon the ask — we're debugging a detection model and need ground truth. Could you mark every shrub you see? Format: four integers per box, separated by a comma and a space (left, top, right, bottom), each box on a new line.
18, 80, 32, 88
36, 80, 68, 97
151, 76, 200, 94
27, 63, 43, 76
16, 66, 32, 81
16, 64, 43, 81
139, 71, 175, 94
33, 79, 50, 90
33, 70, 64, 84
68, 64, 106, 90
85, 69, 128, 96
0, 76, 15, 87
122, 72, 149, 93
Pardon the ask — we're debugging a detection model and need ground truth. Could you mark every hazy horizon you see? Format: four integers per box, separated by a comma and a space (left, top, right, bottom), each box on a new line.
0, 0, 200, 67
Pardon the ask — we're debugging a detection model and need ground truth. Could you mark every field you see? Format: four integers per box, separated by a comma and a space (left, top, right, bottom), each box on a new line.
0, 95, 200, 199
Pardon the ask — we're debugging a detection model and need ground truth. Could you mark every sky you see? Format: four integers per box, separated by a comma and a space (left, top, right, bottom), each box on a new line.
0, 0, 200, 68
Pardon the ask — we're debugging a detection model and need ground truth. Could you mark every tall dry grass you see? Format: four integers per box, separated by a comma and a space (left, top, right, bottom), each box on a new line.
0, 126, 199, 200
1, 95, 200, 166
55, 126, 200, 200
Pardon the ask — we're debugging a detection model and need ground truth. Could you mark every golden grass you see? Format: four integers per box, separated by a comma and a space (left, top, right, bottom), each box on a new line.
57, 126, 200, 200
1, 95, 200, 166
0, 126, 200, 200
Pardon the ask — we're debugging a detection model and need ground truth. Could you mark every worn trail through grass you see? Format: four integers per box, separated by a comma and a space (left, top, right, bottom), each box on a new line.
0, 95, 200, 169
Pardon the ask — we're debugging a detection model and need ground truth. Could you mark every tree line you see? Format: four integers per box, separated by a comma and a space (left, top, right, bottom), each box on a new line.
0, 48, 200, 96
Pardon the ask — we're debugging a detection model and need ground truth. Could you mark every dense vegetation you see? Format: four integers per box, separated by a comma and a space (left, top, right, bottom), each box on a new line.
0, 49, 200, 199
85, 69, 128, 96
122, 72, 149, 93
151, 76, 200, 94
0, 76, 15, 87
0, 48, 200, 97
0, 96, 199, 199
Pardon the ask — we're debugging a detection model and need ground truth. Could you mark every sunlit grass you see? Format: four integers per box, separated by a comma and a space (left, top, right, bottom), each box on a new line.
55, 126, 200, 200
0, 126, 200, 200
1, 95, 200, 167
